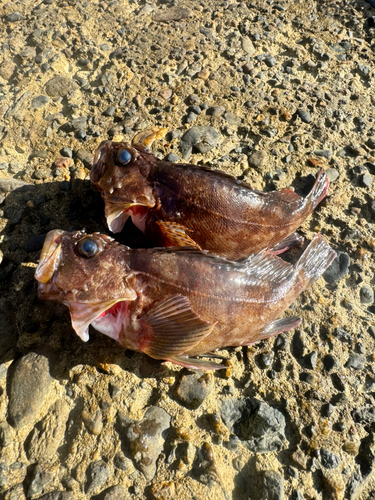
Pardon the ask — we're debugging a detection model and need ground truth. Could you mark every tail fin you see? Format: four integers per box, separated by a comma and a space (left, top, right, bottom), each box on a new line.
296, 234, 336, 286
306, 169, 329, 210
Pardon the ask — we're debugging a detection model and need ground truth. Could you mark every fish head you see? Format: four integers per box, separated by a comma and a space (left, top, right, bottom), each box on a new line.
91, 140, 157, 233
35, 229, 137, 342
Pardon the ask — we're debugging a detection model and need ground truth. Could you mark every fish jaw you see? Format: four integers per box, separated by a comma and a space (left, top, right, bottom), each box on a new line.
35, 230, 64, 283
105, 203, 150, 234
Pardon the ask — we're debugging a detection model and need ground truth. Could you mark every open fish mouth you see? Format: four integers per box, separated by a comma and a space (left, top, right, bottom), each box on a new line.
105, 202, 149, 233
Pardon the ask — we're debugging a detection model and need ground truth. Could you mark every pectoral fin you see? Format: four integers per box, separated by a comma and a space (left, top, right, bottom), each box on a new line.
156, 221, 202, 249
142, 295, 215, 360
260, 316, 301, 339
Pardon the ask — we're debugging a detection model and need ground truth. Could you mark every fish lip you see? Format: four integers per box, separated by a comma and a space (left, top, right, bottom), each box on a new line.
35, 230, 65, 284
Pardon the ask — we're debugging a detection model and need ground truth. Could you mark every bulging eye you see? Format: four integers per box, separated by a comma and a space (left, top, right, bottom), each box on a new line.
76, 237, 99, 258
117, 148, 132, 165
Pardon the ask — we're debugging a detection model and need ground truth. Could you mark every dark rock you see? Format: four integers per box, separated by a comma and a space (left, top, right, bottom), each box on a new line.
103, 106, 115, 117
26, 399, 69, 462
314, 149, 332, 158
76, 149, 93, 169
320, 448, 340, 469
152, 6, 193, 22
165, 153, 180, 162
323, 251, 350, 284
304, 351, 318, 369
321, 403, 334, 417
220, 398, 285, 452
179, 126, 219, 159
360, 285, 374, 305
102, 485, 131, 500
346, 354, 365, 370
45, 76, 77, 98
85, 460, 110, 494
334, 327, 353, 343
298, 110, 311, 123
264, 55, 277, 67
71, 116, 87, 131
120, 406, 170, 480
331, 393, 348, 406
175, 370, 214, 409
6, 12, 24, 22
8, 353, 52, 428
207, 106, 225, 117
60, 148, 73, 158
192, 442, 220, 486
261, 470, 284, 500
27, 464, 53, 498
185, 111, 198, 123
31, 95, 50, 109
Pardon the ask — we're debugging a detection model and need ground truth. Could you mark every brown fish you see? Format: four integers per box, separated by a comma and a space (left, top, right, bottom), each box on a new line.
90, 135, 329, 260
35, 230, 336, 370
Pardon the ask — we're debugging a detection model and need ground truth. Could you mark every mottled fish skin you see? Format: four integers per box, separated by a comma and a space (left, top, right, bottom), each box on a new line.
90, 140, 329, 260
35, 230, 336, 369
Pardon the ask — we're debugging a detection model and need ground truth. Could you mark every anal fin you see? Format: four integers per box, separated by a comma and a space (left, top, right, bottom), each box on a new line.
156, 221, 202, 249
142, 295, 215, 360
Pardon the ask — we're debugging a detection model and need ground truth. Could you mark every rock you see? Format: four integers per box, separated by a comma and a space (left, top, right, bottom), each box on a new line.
264, 55, 277, 67
76, 149, 93, 169
165, 153, 180, 162
26, 400, 69, 462
179, 126, 219, 160
27, 464, 53, 498
85, 460, 110, 495
0, 422, 14, 448
6, 12, 24, 22
31, 95, 50, 109
224, 112, 242, 126
152, 7, 193, 22
345, 354, 365, 371
102, 485, 131, 500
45, 76, 77, 98
261, 470, 284, 500
361, 173, 373, 188
192, 442, 220, 486
8, 353, 52, 428
298, 109, 311, 123
325, 168, 339, 182
60, 148, 73, 158
81, 408, 103, 435
175, 370, 214, 409
320, 449, 340, 469
241, 36, 255, 55
150, 481, 176, 500
352, 406, 375, 425
248, 150, 268, 168
120, 406, 171, 480
0, 59, 16, 80
360, 285, 374, 305
103, 106, 115, 117
0, 178, 34, 194
323, 251, 350, 284
220, 398, 286, 452
207, 106, 226, 117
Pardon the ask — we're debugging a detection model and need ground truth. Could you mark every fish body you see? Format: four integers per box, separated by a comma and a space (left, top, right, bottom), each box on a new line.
91, 140, 329, 260
35, 230, 336, 369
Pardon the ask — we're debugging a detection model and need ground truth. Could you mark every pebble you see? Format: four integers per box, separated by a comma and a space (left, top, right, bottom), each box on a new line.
220, 398, 286, 452
31, 95, 50, 109
264, 55, 277, 67
120, 406, 171, 480
207, 106, 226, 117
323, 251, 350, 284
165, 153, 180, 162
152, 6, 193, 22
103, 106, 115, 117
345, 354, 366, 370
175, 370, 214, 409
102, 484, 131, 500
320, 449, 340, 469
60, 148, 73, 158
6, 12, 24, 22
0, 178, 34, 194
27, 464, 53, 498
314, 149, 333, 158
45, 76, 77, 98
76, 149, 93, 169
224, 112, 242, 126
261, 470, 284, 500
81, 408, 103, 435
179, 126, 219, 160
8, 353, 52, 428
361, 173, 373, 188
304, 351, 318, 370
325, 168, 339, 182
360, 285, 374, 305
248, 150, 268, 168
85, 460, 110, 495
26, 399, 69, 462
241, 36, 255, 55
298, 109, 311, 123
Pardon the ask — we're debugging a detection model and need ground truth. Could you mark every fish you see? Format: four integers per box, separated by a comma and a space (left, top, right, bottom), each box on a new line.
35, 229, 336, 370
90, 130, 329, 260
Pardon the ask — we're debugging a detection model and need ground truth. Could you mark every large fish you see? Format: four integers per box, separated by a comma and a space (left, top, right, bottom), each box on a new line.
35, 230, 336, 370
90, 132, 329, 260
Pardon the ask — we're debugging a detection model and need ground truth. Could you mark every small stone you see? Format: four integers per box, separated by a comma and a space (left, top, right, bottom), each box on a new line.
45, 76, 77, 98
159, 88, 173, 100
314, 150, 333, 158
71, 116, 87, 131
185, 111, 198, 123
320, 449, 340, 469
241, 36, 255, 55
120, 406, 171, 480
325, 168, 339, 182
361, 173, 373, 188
0, 422, 14, 448
323, 251, 350, 284
207, 106, 225, 117
248, 150, 268, 168
114, 451, 132, 471
85, 460, 110, 495
224, 113, 242, 126
8, 353, 52, 428
175, 370, 213, 409
102, 484, 131, 500
304, 351, 318, 369
360, 285, 374, 305
152, 6, 193, 22
27, 464, 53, 498
261, 470, 284, 500
165, 153, 180, 162
0, 59, 16, 80
346, 354, 365, 370
103, 106, 115, 117
31, 95, 50, 109
179, 126, 219, 160
298, 109, 311, 123
264, 55, 277, 67
76, 149, 93, 169
6, 12, 24, 22
81, 409, 103, 435
60, 148, 73, 158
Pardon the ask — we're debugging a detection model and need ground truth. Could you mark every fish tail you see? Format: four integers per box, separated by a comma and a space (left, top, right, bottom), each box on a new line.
306, 169, 329, 210
296, 234, 336, 286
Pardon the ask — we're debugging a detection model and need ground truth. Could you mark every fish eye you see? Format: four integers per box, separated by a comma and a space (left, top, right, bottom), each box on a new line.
117, 148, 132, 166
76, 237, 99, 258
